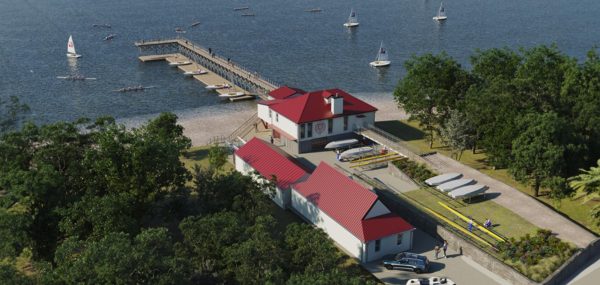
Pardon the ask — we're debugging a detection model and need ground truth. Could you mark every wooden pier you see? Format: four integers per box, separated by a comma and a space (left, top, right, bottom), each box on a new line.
135, 37, 279, 100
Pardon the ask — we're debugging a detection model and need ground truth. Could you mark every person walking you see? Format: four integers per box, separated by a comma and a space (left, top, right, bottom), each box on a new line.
434, 245, 440, 260
467, 217, 474, 232
442, 240, 448, 258
270, 135, 274, 144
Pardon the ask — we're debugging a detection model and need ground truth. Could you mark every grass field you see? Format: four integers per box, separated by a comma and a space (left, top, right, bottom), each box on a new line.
376, 120, 600, 235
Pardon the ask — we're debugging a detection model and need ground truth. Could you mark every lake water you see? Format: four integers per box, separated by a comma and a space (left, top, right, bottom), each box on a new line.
1, 0, 599, 125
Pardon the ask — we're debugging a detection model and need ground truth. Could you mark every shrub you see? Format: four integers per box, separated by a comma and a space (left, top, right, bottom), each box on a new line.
392, 158, 437, 183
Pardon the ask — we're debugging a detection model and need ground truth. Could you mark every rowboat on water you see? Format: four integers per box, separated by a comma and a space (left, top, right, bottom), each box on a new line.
205, 83, 231, 90
305, 8, 322, 13
113, 85, 156, 92
190, 21, 201, 27
57, 75, 96, 81
234, 7, 250, 11
184, 69, 208, 76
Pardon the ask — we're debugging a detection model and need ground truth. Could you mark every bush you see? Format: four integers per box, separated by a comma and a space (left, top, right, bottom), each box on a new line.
497, 229, 576, 281
392, 158, 437, 183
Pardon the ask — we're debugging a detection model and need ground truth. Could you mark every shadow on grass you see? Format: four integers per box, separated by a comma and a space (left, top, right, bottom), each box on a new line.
463, 192, 501, 204
375, 121, 425, 141
183, 148, 210, 161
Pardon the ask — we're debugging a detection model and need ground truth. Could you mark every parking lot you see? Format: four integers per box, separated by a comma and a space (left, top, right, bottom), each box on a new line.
363, 229, 509, 284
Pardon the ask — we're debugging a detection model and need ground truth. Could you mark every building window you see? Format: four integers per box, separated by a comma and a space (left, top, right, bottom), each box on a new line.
375, 239, 381, 252
307, 122, 313, 138
328, 119, 333, 134
300, 124, 305, 139
269, 109, 272, 118
343, 116, 349, 131
275, 113, 279, 122
397, 234, 403, 245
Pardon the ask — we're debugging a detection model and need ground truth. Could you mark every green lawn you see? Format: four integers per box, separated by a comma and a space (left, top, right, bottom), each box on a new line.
404, 188, 538, 240
376, 120, 600, 235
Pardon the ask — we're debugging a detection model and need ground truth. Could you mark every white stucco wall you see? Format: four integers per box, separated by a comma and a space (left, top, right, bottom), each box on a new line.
291, 189, 364, 260
257, 104, 271, 123
363, 201, 391, 219
365, 229, 414, 262
234, 154, 288, 209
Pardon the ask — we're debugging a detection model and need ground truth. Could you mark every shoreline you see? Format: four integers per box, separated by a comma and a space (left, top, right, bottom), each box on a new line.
120, 92, 407, 146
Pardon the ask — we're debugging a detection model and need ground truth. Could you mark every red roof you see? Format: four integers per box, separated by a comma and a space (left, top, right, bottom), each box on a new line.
293, 162, 413, 242
268, 89, 377, 124
235, 138, 309, 189
268, 86, 306, 100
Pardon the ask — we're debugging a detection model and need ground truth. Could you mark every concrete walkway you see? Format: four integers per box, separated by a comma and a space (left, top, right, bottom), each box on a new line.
421, 153, 597, 248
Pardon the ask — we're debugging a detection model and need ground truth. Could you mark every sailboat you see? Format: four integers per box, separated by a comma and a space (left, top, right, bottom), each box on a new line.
343, 9, 359, 27
66, 35, 82, 58
433, 2, 448, 21
369, 41, 391, 67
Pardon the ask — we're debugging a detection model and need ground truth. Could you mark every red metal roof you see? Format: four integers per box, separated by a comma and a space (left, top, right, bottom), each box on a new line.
268, 86, 306, 100
235, 138, 309, 189
293, 162, 413, 242
268, 89, 377, 124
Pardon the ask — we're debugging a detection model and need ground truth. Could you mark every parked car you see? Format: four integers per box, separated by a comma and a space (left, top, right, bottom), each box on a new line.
406, 277, 456, 285
382, 252, 429, 273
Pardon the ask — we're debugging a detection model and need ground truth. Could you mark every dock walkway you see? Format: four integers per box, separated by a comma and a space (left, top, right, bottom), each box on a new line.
135, 37, 278, 100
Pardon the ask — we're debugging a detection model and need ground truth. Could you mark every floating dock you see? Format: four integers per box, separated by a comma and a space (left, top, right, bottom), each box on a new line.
135, 37, 279, 101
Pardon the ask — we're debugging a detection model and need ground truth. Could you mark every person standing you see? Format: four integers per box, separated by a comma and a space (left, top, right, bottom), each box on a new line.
270, 135, 274, 144
434, 245, 440, 260
468, 217, 474, 232
442, 240, 448, 258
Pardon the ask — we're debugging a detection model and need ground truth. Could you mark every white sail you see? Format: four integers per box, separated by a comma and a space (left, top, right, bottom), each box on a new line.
438, 2, 446, 18
348, 9, 358, 24
67, 35, 77, 55
376, 41, 389, 62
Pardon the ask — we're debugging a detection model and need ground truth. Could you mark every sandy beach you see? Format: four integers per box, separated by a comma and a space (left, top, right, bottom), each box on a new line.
120, 92, 408, 146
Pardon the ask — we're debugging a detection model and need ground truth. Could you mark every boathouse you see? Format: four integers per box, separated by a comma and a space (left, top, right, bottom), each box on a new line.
291, 162, 414, 263
258, 88, 377, 153
234, 137, 309, 209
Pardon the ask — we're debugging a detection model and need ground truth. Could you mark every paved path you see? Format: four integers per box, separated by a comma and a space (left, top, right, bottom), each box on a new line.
422, 153, 597, 248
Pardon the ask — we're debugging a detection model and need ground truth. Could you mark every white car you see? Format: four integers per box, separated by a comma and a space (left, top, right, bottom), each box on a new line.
406, 277, 456, 285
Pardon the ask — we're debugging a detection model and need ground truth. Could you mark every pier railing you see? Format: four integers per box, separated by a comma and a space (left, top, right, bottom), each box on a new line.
135, 37, 280, 97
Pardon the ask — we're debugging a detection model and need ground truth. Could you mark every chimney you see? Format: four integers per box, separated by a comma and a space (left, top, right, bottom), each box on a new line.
331, 93, 343, 115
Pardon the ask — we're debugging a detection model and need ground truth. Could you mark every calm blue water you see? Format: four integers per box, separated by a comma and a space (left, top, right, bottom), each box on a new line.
1, 0, 599, 124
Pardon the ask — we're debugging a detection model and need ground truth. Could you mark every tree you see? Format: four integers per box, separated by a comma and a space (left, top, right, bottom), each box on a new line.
543, 176, 575, 208
510, 113, 568, 196
438, 109, 476, 160
394, 53, 472, 148
569, 159, 600, 225
284, 223, 341, 273
0, 264, 33, 285
0, 96, 29, 134
208, 143, 228, 171
572, 49, 600, 166
286, 269, 376, 285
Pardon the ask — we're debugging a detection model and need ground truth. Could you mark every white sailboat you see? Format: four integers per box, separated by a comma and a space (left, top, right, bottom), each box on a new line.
343, 9, 359, 27
433, 2, 448, 21
369, 41, 391, 67
66, 35, 82, 58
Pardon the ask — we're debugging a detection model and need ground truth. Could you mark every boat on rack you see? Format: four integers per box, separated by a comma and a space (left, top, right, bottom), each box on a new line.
234, 7, 250, 11
57, 75, 96, 81
113, 85, 156, 92
190, 21, 201, 27
184, 69, 208, 76
218, 91, 246, 98
369, 41, 391, 67
437, 178, 475, 193
66, 35, 82, 58
433, 2, 448, 21
205, 83, 231, 90
103, 34, 116, 41
325, 138, 359, 149
425, 173, 462, 186
343, 9, 359, 27
169, 60, 192, 67
305, 8, 322, 13
339, 146, 374, 161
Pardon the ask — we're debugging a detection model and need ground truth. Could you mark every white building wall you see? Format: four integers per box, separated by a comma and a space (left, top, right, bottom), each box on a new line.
365, 229, 414, 262
234, 154, 287, 209
291, 189, 364, 260
297, 111, 376, 142
364, 201, 391, 219
257, 104, 271, 123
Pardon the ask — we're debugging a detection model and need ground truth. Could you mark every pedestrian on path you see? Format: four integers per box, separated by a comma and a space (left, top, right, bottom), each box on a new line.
468, 217, 474, 232
434, 245, 440, 259
270, 135, 274, 144
442, 240, 448, 258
